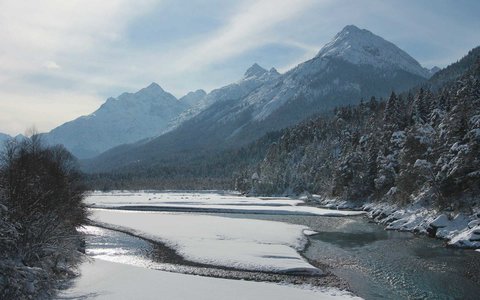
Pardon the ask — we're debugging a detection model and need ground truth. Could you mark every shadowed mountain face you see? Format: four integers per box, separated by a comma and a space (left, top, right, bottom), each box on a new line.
83, 25, 430, 173
0, 132, 11, 144
42, 83, 193, 159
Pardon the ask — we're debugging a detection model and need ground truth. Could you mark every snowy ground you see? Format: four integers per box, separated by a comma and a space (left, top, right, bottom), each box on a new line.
76, 191, 366, 299
58, 259, 361, 300
90, 209, 320, 274
86, 191, 364, 216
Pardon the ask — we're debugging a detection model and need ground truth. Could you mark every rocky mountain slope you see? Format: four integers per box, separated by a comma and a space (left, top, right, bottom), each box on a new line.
43, 83, 191, 158
84, 25, 431, 173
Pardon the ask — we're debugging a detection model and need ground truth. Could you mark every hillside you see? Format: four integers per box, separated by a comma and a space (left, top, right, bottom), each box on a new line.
83, 25, 430, 173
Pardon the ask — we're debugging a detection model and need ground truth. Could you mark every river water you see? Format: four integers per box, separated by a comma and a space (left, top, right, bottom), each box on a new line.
83, 213, 480, 300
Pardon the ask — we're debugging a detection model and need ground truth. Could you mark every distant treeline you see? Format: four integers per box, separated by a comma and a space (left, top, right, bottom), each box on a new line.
83, 131, 283, 191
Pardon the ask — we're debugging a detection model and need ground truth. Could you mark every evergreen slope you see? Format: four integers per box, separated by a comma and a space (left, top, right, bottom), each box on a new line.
250, 56, 480, 210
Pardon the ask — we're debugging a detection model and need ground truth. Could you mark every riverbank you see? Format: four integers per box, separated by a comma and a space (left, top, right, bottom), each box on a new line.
314, 196, 480, 250
62, 191, 480, 299
57, 258, 360, 299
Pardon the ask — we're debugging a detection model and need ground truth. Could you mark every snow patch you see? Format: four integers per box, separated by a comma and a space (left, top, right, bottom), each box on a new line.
86, 191, 364, 216
60, 259, 361, 300
90, 209, 322, 274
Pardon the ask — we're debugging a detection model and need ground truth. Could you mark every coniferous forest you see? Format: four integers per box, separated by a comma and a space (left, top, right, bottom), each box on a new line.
245, 55, 480, 212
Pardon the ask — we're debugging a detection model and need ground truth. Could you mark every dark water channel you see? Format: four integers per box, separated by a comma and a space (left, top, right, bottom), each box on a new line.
220, 214, 480, 300
83, 213, 480, 300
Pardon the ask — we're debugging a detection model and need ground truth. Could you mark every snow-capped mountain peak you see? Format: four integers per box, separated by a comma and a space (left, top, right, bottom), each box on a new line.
316, 25, 430, 78
244, 63, 268, 78
269, 67, 280, 75
44, 82, 189, 158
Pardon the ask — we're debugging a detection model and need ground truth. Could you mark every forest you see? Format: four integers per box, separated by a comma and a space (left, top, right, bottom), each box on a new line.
0, 136, 87, 298
244, 57, 479, 211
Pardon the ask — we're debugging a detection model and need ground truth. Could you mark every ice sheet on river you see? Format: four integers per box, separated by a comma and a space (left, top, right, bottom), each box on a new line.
86, 191, 364, 216
90, 209, 321, 274
59, 259, 361, 300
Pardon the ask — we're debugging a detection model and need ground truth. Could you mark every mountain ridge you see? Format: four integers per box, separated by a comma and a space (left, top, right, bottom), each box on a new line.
83, 25, 431, 173
43, 82, 190, 158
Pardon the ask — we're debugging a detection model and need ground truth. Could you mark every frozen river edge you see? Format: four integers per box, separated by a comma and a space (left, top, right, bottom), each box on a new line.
59, 258, 361, 300
59, 191, 364, 299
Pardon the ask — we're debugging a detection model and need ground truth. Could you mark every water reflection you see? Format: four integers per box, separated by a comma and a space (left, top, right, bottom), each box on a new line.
215, 213, 480, 300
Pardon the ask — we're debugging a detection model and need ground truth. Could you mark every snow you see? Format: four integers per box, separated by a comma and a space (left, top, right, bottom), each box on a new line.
414, 159, 432, 170
244, 63, 268, 78
163, 65, 280, 134
303, 229, 319, 236
59, 259, 361, 300
86, 191, 364, 217
316, 25, 430, 78
90, 209, 321, 274
449, 225, 480, 248
44, 83, 189, 158
362, 202, 480, 249
430, 214, 449, 228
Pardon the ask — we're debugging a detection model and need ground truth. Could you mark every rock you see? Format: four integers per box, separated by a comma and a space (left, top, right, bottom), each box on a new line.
468, 220, 480, 229
426, 226, 437, 237
430, 214, 449, 228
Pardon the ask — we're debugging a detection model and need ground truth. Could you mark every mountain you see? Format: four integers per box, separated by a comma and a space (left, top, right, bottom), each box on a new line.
316, 25, 431, 78
0, 133, 11, 144
83, 25, 430, 173
44, 83, 190, 159
163, 64, 280, 133
427, 46, 480, 90
250, 48, 480, 209
178, 89, 207, 107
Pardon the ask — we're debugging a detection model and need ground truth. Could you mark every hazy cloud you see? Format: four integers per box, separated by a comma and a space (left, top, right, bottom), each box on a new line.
1, 0, 479, 135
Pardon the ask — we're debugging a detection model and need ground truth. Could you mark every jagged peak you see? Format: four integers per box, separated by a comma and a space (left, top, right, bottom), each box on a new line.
339, 24, 364, 34
315, 25, 429, 78
269, 67, 280, 75
244, 63, 267, 78
191, 89, 207, 96
144, 82, 165, 92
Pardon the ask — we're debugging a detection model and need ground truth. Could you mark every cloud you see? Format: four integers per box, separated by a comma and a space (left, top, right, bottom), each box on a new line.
0, 89, 101, 136
44, 61, 61, 70
0, 0, 159, 134
1, 0, 479, 135
168, 0, 317, 72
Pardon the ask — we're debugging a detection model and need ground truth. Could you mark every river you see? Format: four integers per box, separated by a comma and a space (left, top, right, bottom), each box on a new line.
82, 212, 480, 300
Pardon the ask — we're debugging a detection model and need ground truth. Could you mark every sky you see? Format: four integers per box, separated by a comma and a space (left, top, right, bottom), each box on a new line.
1, 0, 479, 136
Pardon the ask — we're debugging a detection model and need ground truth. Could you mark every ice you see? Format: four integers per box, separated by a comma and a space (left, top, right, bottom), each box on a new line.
59, 259, 361, 300
90, 209, 321, 274
86, 191, 364, 217
303, 229, 319, 236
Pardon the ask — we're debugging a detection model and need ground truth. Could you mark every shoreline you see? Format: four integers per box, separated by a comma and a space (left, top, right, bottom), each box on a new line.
312, 197, 480, 250
59, 258, 360, 300
87, 221, 351, 291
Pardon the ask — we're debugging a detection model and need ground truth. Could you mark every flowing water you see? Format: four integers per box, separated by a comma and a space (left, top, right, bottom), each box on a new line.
83, 213, 480, 300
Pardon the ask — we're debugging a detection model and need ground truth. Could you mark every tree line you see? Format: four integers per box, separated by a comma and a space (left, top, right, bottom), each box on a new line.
0, 135, 87, 298
242, 59, 479, 210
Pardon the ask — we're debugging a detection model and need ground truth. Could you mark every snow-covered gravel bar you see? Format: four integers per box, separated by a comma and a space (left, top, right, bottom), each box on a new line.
86, 191, 364, 216
90, 209, 320, 274
59, 259, 361, 300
